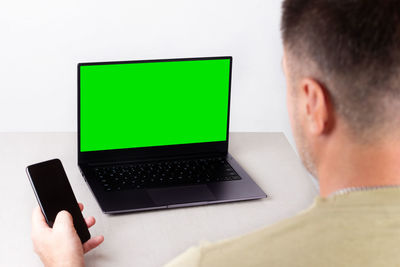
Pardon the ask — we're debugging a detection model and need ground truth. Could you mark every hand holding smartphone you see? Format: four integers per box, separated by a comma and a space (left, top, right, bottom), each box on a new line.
26, 159, 91, 243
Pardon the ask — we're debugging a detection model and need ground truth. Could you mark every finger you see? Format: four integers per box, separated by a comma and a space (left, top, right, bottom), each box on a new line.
83, 235, 104, 254
78, 203, 84, 212
32, 206, 49, 230
85, 216, 96, 228
53, 210, 74, 230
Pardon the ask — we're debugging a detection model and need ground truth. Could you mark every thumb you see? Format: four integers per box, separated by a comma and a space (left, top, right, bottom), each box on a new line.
53, 210, 74, 230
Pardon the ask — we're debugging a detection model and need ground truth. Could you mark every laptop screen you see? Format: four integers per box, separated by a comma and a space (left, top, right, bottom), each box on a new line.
79, 57, 231, 152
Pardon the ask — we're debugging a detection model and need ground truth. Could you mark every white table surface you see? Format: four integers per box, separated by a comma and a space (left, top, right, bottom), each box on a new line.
0, 132, 318, 267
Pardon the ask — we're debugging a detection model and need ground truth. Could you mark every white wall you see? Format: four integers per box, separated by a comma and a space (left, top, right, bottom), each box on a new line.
0, 0, 293, 145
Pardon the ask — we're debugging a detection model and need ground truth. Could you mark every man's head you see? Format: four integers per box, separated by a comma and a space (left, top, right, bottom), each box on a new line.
281, 0, 400, 177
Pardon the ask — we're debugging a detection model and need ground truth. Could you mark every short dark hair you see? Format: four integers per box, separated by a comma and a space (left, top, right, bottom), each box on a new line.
281, 0, 400, 139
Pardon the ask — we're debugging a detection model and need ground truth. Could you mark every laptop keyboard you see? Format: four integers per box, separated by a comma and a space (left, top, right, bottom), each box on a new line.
93, 157, 241, 192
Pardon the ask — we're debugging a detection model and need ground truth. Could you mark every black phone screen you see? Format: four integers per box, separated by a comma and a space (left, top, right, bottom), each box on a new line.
27, 159, 90, 243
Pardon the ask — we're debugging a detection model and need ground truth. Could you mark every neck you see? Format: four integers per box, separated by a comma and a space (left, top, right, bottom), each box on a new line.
317, 134, 400, 197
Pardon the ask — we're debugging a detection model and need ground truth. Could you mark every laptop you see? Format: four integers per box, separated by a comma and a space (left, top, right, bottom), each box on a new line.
77, 56, 266, 214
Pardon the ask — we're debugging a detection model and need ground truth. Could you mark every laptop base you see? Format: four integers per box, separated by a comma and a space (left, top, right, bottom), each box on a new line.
79, 154, 266, 214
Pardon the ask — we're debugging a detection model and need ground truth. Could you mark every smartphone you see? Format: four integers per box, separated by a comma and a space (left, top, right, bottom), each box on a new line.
26, 158, 91, 244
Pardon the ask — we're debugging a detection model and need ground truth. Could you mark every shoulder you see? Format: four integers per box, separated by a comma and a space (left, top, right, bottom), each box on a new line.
165, 206, 321, 267
166, 191, 400, 266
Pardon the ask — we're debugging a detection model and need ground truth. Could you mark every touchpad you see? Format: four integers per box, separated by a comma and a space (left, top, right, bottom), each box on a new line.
148, 185, 216, 206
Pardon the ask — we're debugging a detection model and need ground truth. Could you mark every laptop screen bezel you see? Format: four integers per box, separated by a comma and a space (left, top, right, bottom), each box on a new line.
77, 56, 232, 164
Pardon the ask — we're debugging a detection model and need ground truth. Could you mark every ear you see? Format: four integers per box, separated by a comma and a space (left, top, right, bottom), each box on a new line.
299, 78, 331, 135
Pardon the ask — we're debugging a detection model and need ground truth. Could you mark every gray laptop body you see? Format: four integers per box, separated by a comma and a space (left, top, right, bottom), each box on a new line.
77, 57, 266, 214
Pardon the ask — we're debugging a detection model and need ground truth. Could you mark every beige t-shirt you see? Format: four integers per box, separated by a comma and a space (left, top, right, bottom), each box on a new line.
166, 188, 400, 267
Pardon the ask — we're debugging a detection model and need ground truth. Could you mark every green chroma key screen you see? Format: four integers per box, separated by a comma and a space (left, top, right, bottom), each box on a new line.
79, 58, 231, 152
